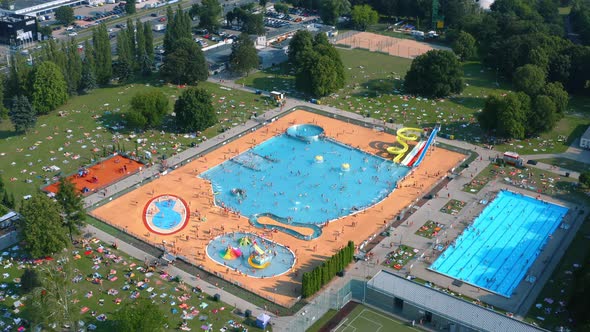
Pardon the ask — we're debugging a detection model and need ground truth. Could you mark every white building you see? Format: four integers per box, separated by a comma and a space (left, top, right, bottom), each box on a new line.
580, 126, 590, 149
1, 0, 85, 17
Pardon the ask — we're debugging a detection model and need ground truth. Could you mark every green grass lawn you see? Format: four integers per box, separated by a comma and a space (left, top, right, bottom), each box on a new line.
525, 215, 590, 330
383, 245, 417, 270
0, 240, 267, 332
307, 309, 337, 332
439, 199, 466, 215
237, 47, 589, 157
536, 157, 590, 174
415, 220, 444, 239
0, 79, 271, 200
334, 305, 418, 332
463, 163, 585, 203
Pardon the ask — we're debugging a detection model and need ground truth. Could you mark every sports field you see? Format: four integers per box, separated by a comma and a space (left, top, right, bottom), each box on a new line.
333, 305, 419, 332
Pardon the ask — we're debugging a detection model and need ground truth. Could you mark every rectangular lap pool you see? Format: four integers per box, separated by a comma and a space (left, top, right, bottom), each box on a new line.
429, 190, 568, 297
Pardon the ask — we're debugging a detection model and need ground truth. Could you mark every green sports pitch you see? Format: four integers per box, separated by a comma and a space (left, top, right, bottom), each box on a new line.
333, 305, 420, 332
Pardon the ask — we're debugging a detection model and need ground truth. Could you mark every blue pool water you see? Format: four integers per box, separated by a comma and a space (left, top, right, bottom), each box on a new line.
152, 199, 182, 230
200, 130, 409, 225
206, 232, 295, 278
430, 190, 568, 297
286, 124, 324, 141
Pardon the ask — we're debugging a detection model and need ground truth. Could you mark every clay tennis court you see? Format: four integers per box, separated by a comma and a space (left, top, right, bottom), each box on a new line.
91, 110, 464, 307
44, 155, 144, 195
336, 32, 449, 59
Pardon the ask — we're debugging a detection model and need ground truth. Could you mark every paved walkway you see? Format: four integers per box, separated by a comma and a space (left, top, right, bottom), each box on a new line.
82, 76, 588, 331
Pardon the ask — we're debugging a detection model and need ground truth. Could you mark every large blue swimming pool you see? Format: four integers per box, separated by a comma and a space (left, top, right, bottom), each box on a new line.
430, 190, 569, 297
200, 128, 409, 225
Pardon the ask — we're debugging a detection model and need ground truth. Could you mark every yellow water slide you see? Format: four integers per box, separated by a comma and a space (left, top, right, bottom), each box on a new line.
387, 128, 422, 163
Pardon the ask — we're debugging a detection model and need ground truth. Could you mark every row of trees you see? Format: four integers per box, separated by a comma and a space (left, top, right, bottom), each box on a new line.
1, 22, 116, 133
289, 30, 345, 97
226, 6, 266, 35
478, 80, 569, 139
126, 86, 217, 132
571, 0, 590, 44
301, 241, 355, 298
398, 0, 585, 140
115, 18, 155, 81
162, 6, 209, 84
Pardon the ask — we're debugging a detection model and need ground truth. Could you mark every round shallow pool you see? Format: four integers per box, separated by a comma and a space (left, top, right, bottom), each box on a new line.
143, 194, 190, 235
206, 232, 296, 278
286, 124, 324, 141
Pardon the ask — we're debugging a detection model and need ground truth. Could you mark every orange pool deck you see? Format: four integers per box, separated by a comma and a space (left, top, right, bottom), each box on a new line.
91, 109, 465, 307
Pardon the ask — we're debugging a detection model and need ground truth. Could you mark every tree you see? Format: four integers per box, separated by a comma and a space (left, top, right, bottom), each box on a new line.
143, 22, 155, 75
5, 54, 33, 100
164, 6, 192, 54
404, 50, 464, 98
274, 2, 289, 14
9, 96, 36, 133
65, 38, 82, 94
27, 258, 80, 330
126, 18, 136, 65
112, 299, 167, 332
79, 41, 97, 94
541, 82, 568, 116
351, 4, 379, 31
174, 87, 217, 132
115, 30, 133, 82
55, 6, 74, 25
136, 18, 146, 73
125, 0, 136, 14
162, 38, 208, 84
242, 13, 265, 35
320, 0, 350, 25
288, 30, 313, 66
126, 90, 169, 129
0, 74, 6, 120
21, 268, 41, 293
452, 31, 477, 61
478, 92, 530, 139
230, 33, 260, 75
513, 64, 546, 96
38, 25, 53, 38
198, 0, 223, 32
19, 195, 70, 258
580, 171, 590, 188
93, 24, 113, 85
295, 35, 345, 97
528, 94, 558, 134
55, 177, 86, 242
441, 0, 481, 29
259, 0, 268, 9
31, 61, 68, 115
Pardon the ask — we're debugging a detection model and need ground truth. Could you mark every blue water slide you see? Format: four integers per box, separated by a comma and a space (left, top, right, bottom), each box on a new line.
412, 125, 440, 167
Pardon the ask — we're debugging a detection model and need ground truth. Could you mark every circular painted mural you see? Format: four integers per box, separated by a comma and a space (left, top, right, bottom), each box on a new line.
143, 194, 190, 235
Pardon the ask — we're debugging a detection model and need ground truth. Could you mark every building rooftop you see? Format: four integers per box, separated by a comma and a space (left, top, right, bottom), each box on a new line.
0, 13, 29, 22
582, 126, 590, 140
6, 0, 78, 13
11, 0, 50, 11
368, 270, 546, 332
